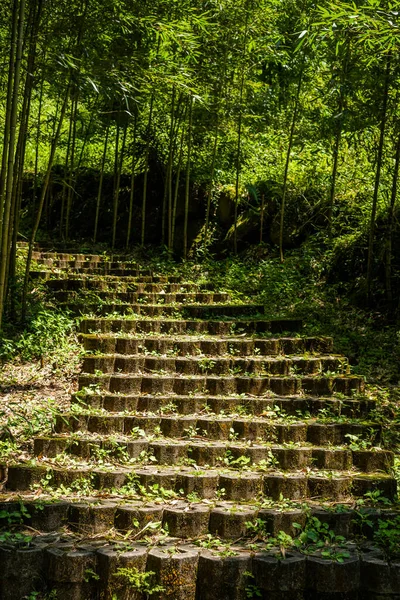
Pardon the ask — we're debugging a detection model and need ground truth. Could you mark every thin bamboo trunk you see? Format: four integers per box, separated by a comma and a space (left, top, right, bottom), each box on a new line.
112, 123, 127, 249
94, 120, 110, 243
65, 94, 79, 240
204, 115, 219, 246
126, 115, 137, 248
0, 0, 18, 259
279, 65, 304, 263
385, 131, 400, 306
22, 85, 70, 322
0, 0, 25, 327
9, 0, 42, 310
141, 93, 155, 246
32, 70, 45, 226
328, 40, 351, 232
171, 110, 187, 250
234, 9, 249, 256
366, 55, 391, 304
183, 95, 193, 260
162, 87, 175, 246
60, 95, 73, 237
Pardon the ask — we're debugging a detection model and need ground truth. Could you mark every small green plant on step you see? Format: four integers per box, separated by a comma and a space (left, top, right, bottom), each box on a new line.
113, 567, 165, 598
373, 516, 400, 560
244, 572, 262, 599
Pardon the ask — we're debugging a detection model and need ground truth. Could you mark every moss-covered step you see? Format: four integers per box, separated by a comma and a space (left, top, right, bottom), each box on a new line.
5, 463, 397, 501
77, 372, 364, 396
79, 334, 333, 356
79, 317, 303, 335
33, 435, 394, 473
30, 270, 188, 283
71, 391, 377, 417
81, 353, 348, 377
53, 412, 380, 445
60, 301, 266, 318
52, 290, 231, 304
46, 279, 212, 292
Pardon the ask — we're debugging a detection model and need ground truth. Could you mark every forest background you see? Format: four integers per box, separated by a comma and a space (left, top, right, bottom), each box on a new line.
0, 0, 400, 385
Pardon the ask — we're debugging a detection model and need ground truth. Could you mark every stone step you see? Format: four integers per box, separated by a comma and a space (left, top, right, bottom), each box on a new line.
33, 258, 144, 270
33, 435, 393, 473
39, 266, 155, 276
30, 270, 187, 283
80, 334, 334, 356
60, 302, 266, 318
0, 529, 399, 600
32, 251, 138, 262
47, 279, 211, 292
53, 290, 231, 304
54, 413, 379, 446
6, 463, 396, 502
1, 497, 398, 540
79, 317, 303, 335
78, 372, 364, 396
72, 391, 376, 417
81, 353, 348, 376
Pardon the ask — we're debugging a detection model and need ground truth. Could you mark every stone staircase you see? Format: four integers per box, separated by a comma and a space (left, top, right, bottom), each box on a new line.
1, 249, 399, 599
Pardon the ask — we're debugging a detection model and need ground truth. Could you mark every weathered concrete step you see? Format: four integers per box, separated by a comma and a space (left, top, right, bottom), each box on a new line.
81, 353, 348, 376
53, 290, 231, 304
47, 279, 210, 292
30, 270, 187, 283
72, 391, 377, 417
54, 413, 380, 446
0, 531, 398, 600
80, 317, 303, 335
34, 435, 393, 472
32, 251, 130, 260
61, 302, 266, 318
1, 496, 399, 540
78, 372, 364, 396
33, 258, 144, 270
6, 463, 396, 501
80, 334, 334, 356
45, 266, 155, 276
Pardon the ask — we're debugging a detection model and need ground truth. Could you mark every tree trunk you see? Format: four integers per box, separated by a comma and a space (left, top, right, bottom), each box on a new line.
0, 0, 18, 262
171, 110, 187, 251
279, 65, 304, 263
327, 40, 351, 232
204, 113, 219, 247
183, 95, 193, 260
141, 93, 155, 246
126, 114, 137, 249
94, 119, 110, 243
366, 55, 391, 304
65, 93, 79, 240
32, 67, 45, 227
0, 0, 25, 327
112, 123, 127, 249
162, 87, 175, 246
8, 0, 42, 314
234, 9, 249, 256
22, 84, 70, 322
385, 131, 400, 307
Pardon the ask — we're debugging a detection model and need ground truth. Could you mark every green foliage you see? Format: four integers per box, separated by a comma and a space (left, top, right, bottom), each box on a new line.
114, 567, 165, 597
293, 517, 350, 562
0, 308, 78, 364
373, 516, 400, 559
